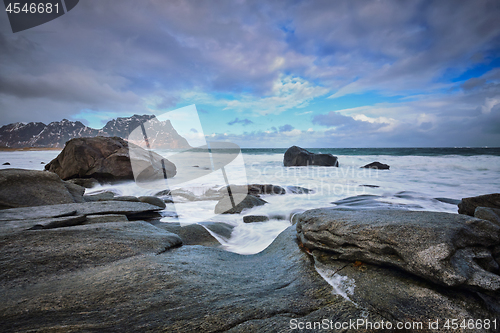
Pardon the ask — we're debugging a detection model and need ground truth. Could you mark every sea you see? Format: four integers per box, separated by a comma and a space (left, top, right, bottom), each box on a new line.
2, 147, 500, 255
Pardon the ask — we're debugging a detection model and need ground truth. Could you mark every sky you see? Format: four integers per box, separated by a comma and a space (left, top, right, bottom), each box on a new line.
1, 0, 500, 148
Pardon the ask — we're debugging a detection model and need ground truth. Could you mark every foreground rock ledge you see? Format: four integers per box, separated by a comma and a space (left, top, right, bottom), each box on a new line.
297, 209, 500, 292
1, 219, 498, 332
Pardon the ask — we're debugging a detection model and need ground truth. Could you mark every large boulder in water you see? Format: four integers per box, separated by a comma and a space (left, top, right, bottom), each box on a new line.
296, 209, 500, 292
458, 193, 500, 216
45, 136, 176, 182
361, 161, 390, 169
283, 146, 339, 167
0, 169, 85, 209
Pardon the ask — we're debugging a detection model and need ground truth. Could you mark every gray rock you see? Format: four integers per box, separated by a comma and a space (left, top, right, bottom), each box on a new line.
297, 209, 500, 292
66, 177, 99, 188
220, 184, 286, 196
243, 215, 269, 223
0, 215, 87, 235
85, 214, 129, 224
0, 169, 85, 209
475, 206, 500, 226
62, 181, 86, 203
0, 221, 182, 289
29, 215, 87, 230
154, 189, 171, 196
285, 185, 314, 194
361, 161, 390, 169
44, 136, 176, 182
170, 188, 223, 201
359, 184, 380, 188
0, 227, 367, 332
1, 226, 497, 332
138, 196, 166, 209
110, 195, 140, 202
458, 193, 500, 216
0, 201, 162, 221
83, 191, 115, 202
283, 145, 339, 167
311, 251, 498, 332
154, 221, 234, 246
214, 194, 267, 214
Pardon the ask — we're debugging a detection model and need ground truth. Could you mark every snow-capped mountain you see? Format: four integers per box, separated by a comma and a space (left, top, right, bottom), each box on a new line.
0, 115, 191, 149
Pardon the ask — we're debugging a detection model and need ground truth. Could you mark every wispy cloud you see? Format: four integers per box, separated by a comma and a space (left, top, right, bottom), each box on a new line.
227, 118, 253, 126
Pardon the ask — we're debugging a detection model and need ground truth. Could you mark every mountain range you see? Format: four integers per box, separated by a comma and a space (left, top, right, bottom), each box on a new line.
0, 115, 191, 149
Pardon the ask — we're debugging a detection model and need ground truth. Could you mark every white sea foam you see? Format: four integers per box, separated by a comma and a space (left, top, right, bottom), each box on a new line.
2, 150, 500, 255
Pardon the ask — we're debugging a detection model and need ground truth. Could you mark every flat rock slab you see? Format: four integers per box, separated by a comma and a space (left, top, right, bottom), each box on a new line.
0, 221, 182, 289
0, 201, 162, 221
297, 209, 500, 292
0, 215, 87, 235
0, 227, 370, 332
1, 226, 498, 332
0, 168, 85, 209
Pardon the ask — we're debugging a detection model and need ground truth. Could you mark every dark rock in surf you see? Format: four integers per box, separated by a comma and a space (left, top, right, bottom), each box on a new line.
214, 194, 267, 214
44, 136, 176, 182
458, 193, 500, 216
283, 146, 339, 167
285, 186, 314, 194
434, 197, 461, 205
243, 215, 270, 223
0, 169, 85, 209
361, 161, 390, 169
2, 162, 10, 165
219, 184, 286, 196
67, 177, 99, 189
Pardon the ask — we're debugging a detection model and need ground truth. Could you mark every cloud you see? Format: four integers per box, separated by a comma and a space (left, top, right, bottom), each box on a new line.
181, 75, 329, 116
1, 0, 499, 147
227, 117, 253, 126
312, 111, 389, 132
279, 124, 294, 132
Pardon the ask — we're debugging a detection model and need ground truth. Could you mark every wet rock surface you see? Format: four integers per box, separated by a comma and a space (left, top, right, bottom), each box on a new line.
284, 145, 339, 167
458, 193, 500, 216
0, 169, 85, 209
361, 161, 390, 169
44, 136, 176, 182
0, 201, 162, 221
214, 194, 267, 214
297, 209, 500, 292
